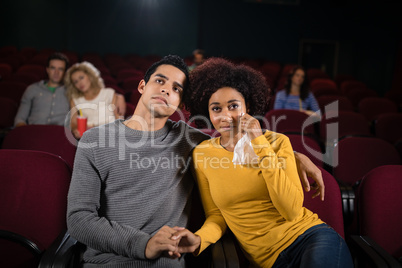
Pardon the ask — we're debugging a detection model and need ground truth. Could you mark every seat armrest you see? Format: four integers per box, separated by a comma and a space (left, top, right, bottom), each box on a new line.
337, 180, 355, 226
39, 230, 83, 268
349, 235, 402, 268
0, 229, 42, 257
211, 231, 240, 268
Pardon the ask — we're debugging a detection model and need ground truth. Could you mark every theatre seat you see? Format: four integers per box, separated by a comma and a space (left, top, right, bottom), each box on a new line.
0, 150, 72, 268
2, 125, 77, 169
332, 136, 401, 187
264, 109, 318, 136
350, 165, 402, 267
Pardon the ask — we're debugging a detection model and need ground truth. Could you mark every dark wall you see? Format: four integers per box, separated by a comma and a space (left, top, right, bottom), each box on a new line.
0, 0, 199, 57
198, 0, 401, 94
1, 0, 401, 94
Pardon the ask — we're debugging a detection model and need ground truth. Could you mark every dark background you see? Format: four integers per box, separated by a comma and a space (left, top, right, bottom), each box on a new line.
1, 0, 401, 95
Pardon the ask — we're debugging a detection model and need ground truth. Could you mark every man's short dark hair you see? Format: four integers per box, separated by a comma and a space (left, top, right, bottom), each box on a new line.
144, 55, 190, 101
193, 49, 205, 57
47, 52, 69, 68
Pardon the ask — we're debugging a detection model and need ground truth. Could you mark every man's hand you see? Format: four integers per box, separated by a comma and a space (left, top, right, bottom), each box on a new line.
171, 228, 201, 254
145, 226, 183, 259
294, 152, 325, 201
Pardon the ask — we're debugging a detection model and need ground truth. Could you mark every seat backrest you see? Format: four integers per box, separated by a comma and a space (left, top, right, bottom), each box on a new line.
310, 78, 337, 91
320, 111, 371, 144
384, 90, 402, 111
306, 68, 330, 81
117, 69, 144, 83
286, 133, 323, 167
122, 76, 142, 93
0, 150, 72, 267
304, 166, 345, 238
334, 75, 354, 89
340, 80, 367, 94
6, 72, 41, 85
316, 95, 354, 113
310, 87, 340, 98
0, 63, 13, 79
333, 136, 401, 186
264, 109, 316, 136
358, 97, 398, 122
356, 165, 402, 259
0, 97, 18, 128
169, 109, 191, 123
374, 113, 402, 144
0, 80, 28, 103
2, 125, 77, 169
17, 64, 47, 80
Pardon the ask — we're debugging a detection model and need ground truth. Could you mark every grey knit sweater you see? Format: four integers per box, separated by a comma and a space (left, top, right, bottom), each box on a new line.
67, 119, 209, 267
14, 80, 70, 126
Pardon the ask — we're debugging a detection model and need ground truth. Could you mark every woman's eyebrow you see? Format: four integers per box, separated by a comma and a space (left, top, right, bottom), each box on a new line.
209, 99, 240, 107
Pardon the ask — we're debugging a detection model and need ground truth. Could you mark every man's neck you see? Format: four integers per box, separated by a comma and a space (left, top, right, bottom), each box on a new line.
124, 105, 168, 132
47, 81, 61, 88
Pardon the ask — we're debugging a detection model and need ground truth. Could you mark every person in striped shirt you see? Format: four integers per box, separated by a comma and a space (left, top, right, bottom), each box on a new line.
274, 65, 320, 116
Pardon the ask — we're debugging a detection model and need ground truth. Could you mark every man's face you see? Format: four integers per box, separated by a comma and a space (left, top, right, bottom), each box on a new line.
138, 64, 186, 118
194, 53, 204, 65
46, 59, 66, 85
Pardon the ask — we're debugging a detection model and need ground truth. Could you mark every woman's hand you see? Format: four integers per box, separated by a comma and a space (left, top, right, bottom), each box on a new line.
239, 113, 263, 140
115, 93, 126, 119
72, 128, 82, 139
294, 152, 325, 201
171, 228, 201, 254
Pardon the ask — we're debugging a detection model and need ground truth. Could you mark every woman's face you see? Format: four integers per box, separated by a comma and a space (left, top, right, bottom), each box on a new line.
291, 69, 305, 87
208, 87, 246, 136
71, 70, 92, 93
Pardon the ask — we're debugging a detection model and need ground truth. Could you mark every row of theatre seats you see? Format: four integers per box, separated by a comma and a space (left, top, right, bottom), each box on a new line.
1, 119, 402, 267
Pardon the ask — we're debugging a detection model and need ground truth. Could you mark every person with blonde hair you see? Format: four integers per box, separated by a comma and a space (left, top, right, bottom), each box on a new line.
65, 61, 124, 138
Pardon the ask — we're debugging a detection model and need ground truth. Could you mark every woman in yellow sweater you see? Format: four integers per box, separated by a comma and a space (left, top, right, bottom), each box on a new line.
175, 58, 353, 267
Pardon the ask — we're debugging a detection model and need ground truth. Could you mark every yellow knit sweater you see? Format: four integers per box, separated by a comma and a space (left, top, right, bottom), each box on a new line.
193, 131, 323, 267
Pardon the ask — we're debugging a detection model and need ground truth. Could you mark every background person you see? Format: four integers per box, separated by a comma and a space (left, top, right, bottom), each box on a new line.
188, 49, 206, 71
14, 52, 70, 127
64, 61, 124, 139
274, 65, 320, 116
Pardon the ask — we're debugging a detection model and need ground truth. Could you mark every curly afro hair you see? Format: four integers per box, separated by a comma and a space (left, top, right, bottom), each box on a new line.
185, 57, 271, 128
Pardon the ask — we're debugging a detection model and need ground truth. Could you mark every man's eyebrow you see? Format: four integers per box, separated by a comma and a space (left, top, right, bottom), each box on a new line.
155, 73, 168, 80
155, 73, 184, 89
173, 81, 184, 90
209, 99, 240, 107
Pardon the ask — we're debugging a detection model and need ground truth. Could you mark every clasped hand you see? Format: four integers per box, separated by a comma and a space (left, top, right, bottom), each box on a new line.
145, 226, 200, 260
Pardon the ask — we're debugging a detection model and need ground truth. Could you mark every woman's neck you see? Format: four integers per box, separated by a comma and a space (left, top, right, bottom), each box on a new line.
220, 132, 243, 152
290, 84, 300, 95
83, 87, 100, 100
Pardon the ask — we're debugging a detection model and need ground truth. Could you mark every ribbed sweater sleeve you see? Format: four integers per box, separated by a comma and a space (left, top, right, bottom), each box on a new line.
14, 84, 33, 125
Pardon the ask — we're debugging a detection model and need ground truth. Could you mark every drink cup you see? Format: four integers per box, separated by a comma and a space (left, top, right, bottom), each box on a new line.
77, 116, 87, 136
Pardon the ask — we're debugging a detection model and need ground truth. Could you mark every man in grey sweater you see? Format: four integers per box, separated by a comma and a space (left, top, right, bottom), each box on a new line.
14, 52, 71, 127
67, 55, 325, 267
